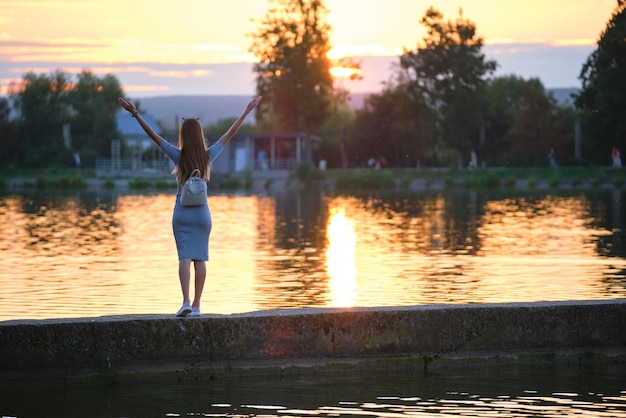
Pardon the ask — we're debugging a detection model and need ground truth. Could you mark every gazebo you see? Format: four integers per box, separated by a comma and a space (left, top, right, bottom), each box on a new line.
208, 132, 321, 175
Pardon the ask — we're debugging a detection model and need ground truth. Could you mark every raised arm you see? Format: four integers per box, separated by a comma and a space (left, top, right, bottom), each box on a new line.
218, 96, 262, 146
118, 97, 165, 147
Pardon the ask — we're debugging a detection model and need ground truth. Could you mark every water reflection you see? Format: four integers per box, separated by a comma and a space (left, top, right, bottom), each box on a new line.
326, 207, 357, 307
0, 189, 625, 321
2, 362, 625, 417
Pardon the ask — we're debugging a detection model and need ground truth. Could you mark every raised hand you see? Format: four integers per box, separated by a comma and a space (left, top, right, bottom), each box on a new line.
118, 97, 137, 114
247, 96, 262, 113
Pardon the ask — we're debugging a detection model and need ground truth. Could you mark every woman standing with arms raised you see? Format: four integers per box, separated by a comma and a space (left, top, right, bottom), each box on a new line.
118, 96, 262, 317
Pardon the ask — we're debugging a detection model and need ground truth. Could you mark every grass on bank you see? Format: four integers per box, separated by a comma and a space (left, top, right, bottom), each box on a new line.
1, 167, 91, 190
1, 165, 624, 192
128, 178, 177, 189
324, 165, 625, 191
25, 174, 87, 189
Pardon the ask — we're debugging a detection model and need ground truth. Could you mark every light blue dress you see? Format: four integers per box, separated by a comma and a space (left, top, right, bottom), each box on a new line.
159, 140, 225, 261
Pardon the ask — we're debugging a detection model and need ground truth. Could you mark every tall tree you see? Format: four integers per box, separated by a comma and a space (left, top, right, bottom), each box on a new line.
67, 70, 123, 164
507, 90, 575, 166
485, 76, 577, 166
483, 75, 546, 165
9, 70, 124, 168
351, 80, 437, 168
576, 0, 626, 164
9, 71, 72, 167
399, 7, 497, 162
249, 0, 335, 136
0, 97, 20, 166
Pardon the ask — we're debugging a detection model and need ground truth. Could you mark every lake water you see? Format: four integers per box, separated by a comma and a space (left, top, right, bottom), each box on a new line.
0, 187, 625, 321
2, 186, 626, 417
2, 362, 625, 417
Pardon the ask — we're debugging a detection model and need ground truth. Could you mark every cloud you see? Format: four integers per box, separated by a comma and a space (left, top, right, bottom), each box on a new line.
123, 85, 171, 94
1, 0, 96, 8
148, 69, 213, 78
0, 39, 108, 49
0, 37, 253, 65
554, 38, 597, 46
0, 42, 597, 97
486, 38, 598, 47
0, 39, 113, 64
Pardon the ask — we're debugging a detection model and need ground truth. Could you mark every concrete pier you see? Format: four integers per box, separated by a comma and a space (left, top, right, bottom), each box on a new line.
1, 300, 625, 385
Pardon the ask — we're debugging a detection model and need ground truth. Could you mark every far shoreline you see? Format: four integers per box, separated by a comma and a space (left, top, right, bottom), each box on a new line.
1, 165, 624, 193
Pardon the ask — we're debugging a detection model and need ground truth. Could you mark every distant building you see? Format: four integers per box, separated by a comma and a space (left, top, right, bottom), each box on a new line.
96, 111, 165, 176
207, 132, 321, 176
116, 111, 162, 152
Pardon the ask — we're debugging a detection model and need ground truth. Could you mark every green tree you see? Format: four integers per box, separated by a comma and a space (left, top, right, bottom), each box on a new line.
351, 80, 437, 168
249, 0, 336, 136
316, 99, 355, 168
0, 97, 20, 166
67, 70, 123, 165
10, 70, 72, 167
205, 117, 258, 137
576, 0, 626, 164
399, 7, 497, 162
483, 76, 578, 166
10, 70, 125, 168
483, 76, 547, 165
507, 90, 575, 166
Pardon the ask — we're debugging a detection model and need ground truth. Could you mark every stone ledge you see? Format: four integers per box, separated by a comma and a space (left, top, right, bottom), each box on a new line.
1, 300, 625, 385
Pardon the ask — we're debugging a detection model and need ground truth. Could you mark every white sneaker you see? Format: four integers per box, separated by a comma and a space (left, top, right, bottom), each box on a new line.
176, 304, 192, 317
189, 307, 201, 317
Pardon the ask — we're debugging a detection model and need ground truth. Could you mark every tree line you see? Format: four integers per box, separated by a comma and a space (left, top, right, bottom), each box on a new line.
249, 0, 624, 169
1, 0, 624, 169
1, 71, 123, 168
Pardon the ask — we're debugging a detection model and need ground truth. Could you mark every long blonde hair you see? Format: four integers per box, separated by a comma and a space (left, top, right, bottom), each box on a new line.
173, 117, 210, 182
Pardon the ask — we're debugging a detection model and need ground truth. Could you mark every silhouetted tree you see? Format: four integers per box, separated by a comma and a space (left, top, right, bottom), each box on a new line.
484, 76, 544, 165
482, 75, 578, 166
351, 80, 437, 168
399, 7, 497, 162
67, 70, 123, 165
313, 99, 355, 168
10, 70, 124, 167
507, 90, 575, 166
576, 0, 626, 164
9, 71, 72, 167
249, 0, 336, 136
205, 117, 258, 137
0, 97, 20, 166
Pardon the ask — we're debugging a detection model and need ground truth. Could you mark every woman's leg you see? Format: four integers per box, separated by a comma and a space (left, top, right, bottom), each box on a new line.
179, 259, 192, 304
192, 260, 206, 309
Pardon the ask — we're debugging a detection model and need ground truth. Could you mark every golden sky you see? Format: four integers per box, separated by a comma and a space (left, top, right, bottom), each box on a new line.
0, 0, 618, 96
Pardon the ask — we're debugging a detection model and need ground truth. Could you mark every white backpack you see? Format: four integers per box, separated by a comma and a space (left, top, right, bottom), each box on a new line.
180, 169, 207, 207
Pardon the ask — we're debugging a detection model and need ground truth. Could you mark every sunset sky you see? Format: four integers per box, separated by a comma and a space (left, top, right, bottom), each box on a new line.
0, 0, 618, 97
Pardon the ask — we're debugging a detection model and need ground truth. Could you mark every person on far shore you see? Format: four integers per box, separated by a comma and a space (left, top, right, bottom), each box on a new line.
72, 151, 81, 169
469, 150, 478, 169
548, 148, 556, 168
612, 147, 622, 168
118, 95, 262, 317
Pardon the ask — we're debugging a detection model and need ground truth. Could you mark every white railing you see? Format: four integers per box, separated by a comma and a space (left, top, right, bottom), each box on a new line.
97, 157, 299, 177
96, 159, 173, 177
255, 158, 297, 170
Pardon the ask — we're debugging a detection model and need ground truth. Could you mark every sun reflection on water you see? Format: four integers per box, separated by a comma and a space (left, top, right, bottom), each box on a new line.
325, 207, 357, 307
